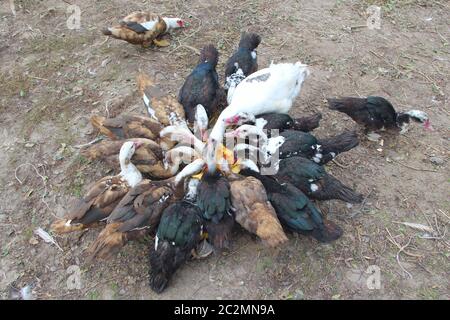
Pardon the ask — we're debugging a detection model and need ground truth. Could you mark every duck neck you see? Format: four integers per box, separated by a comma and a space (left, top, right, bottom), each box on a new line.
209, 116, 227, 144
168, 156, 182, 175
193, 138, 205, 153
174, 159, 205, 185
167, 148, 198, 175
119, 158, 142, 187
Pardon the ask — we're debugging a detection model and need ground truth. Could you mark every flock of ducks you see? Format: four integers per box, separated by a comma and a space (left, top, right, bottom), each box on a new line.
51, 11, 432, 293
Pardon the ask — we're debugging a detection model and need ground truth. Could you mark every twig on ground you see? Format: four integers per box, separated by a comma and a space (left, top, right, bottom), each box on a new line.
72, 136, 104, 149
386, 228, 414, 279
351, 189, 373, 218
14, 163, 58, 219
105, 101, 110, 118
331, 159, 350, 169
130, 54, 156, 62
391, 159, 438, 173
437, 209, 450, 222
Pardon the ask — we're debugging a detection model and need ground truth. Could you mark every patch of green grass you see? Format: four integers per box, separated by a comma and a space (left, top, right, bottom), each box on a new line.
256, 256, 274, 272
24, 227, 34, 241
69, 154, 90, 168
2, 247, 10, 257
418, 286, 441, 300
110, 282, 120, 299
87, 290, 100, 300
0, 70, 36, 102
68, 172, 85, 197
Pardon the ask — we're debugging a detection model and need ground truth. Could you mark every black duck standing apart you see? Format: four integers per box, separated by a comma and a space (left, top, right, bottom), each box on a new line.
327, 96, 431, 133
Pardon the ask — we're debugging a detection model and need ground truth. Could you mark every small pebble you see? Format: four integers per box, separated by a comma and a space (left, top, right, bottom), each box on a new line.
293, 289, 304, 300
430, 156, 444, 165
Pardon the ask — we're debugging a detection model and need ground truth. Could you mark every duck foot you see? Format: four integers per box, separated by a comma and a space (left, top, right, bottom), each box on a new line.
153, 39, 170, 47
192, 239, 214, 259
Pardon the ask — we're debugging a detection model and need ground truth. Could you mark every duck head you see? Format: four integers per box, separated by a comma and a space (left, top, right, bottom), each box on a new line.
164, 146, 200, 174
225, 124, 266, 140
397, 110, 433, 133
163, 18, 186, 30
119, 141, 142, 164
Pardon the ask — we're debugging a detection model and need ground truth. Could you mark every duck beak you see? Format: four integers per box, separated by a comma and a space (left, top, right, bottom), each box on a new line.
423, 119, 434, 131
133, 141, 143, 149
201, 130, 208, 142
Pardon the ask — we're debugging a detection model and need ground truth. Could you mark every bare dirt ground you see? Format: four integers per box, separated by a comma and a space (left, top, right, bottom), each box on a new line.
0, 0, 449, 300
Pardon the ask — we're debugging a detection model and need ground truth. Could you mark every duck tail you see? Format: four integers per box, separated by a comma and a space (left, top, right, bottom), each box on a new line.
205, 214, 234, 250
50, 219, 87, 234
317, 130, 359, 164
87, 223, 126, 261
312, 220, 343, 243
149, 240, 189, 293
292, 113, 322, 132
327, 98, 345, 110
101, 27, 112, 36
136, 73, 154, 97
136, 73, 159, 118
239, 33, 261, 50
199, 44, 219, 67
322, 175, 364, 204
89, 115, 117, 140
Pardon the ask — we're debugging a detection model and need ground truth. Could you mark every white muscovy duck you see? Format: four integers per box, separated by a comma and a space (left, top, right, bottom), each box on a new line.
208, 61, 310, 150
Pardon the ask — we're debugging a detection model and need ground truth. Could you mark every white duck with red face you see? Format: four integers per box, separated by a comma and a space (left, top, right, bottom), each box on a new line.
208, 61, 309, 156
